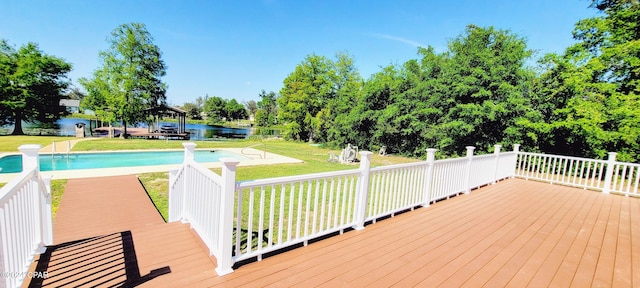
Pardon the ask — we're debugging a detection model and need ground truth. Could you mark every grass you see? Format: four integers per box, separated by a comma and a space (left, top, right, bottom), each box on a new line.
0, 178, 66, 220
0, 136, 421, 222
0, 135, 74, 152
50, 179, 67, 219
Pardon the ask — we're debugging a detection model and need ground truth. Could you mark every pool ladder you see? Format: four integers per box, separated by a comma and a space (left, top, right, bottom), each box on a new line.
51, 141, 76, 159
241, 143, 266, 159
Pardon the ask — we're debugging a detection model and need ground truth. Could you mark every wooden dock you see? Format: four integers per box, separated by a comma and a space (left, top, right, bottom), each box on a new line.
93, 127, 190, 140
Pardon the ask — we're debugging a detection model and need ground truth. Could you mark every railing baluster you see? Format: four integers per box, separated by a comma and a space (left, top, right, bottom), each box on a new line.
278, 183, 285, 244
268, 186, 276, 248
257, 187, 265, 254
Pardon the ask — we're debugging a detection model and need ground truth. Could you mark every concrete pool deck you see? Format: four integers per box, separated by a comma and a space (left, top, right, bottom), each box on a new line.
0, 147, 303, 183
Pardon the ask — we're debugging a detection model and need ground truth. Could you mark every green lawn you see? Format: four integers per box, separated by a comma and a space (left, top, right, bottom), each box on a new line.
0, 136, 421, 221
0, 135, 73, 152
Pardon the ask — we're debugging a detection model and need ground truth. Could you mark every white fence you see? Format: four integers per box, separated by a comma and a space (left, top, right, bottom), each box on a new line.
168, 143, 238, 275
0, 145, 52, 288
515, 151, 640, 196
169, 143, 518, 275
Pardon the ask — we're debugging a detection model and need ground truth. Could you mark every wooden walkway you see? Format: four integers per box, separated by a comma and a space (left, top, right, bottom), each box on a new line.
24, 177, 640, 287
24, 175, 220, 287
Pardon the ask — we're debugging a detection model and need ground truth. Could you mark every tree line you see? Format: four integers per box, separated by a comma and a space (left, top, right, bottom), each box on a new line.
270, 0, 640, 162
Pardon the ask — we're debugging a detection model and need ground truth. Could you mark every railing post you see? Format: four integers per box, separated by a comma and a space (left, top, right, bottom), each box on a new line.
512, 144, 520, 178
492, 144, 502, 184
216, 158, 240, 276
168, 169, 179, 222
465, 146, 475, 194
41, 175, 53, 247
423, 148, 437, 207
182, 142, 196, 163
602, 152, 617, 194
19, 145, 44, 247
181, 142, 196, 223
19, 144, 41, 171
353, 151, 373, 231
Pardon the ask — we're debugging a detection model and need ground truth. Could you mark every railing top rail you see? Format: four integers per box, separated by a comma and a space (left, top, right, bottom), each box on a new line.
370, 161, 428, 172
237, 168, 361, 189
434, 156, 469, 165
614, 161, 640, 168
186, 160, 223, 182
0, 168, 37, 204
518, 152, 608, 163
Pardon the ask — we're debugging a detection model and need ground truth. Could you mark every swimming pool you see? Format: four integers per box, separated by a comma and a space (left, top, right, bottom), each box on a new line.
0, 150, 248, 173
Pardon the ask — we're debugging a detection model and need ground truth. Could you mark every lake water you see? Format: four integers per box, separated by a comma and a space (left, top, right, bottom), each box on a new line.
1, 118, 280, 140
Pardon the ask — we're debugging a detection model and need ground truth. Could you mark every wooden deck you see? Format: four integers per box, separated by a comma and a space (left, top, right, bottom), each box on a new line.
24, 175, 219, 287
24, 177, 640, 287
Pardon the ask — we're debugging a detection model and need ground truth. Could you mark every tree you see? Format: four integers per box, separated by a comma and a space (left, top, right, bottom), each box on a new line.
434, 25, 535, 155
244, 100, 258, 119
349, 64, 405, 152
225, 98, 248, 121
527, 0, 640, 161
257, 90, 277, 126
80, 22, 167, 137
66, 86, 86, 100
182, 95, 207, 120
0, 40, 72, 135
182, 102, 202, 119
278, 54, 335, 141
278, 52, 362, 143
203, 96, 226, 122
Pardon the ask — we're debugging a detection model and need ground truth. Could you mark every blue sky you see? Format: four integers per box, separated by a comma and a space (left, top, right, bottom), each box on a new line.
1, 0, 597, 106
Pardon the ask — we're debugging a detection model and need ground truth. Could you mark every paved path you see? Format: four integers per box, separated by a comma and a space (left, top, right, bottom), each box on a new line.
24, 175, 220, 287
40, 138, 97, 153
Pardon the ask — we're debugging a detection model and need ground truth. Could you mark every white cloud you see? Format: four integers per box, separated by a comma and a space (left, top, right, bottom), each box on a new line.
369, 33, 426, 48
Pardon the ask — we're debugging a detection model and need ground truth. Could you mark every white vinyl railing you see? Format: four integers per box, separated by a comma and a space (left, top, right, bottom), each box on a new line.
169, 143, 519, 275
515, 151, 640, 196
169, 141, 640, 276
0, 145, 52, 288
234, 169, 362, 263
168, 143, 238, 276
366, 161, 429, 222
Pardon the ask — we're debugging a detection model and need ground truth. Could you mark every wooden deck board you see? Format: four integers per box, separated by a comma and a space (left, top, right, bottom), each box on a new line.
631, 197, 640, 288
455, 185, 579, 287
208, 179, 640, 287
52, 175, 165, 244
25, 175, 220, 288
22, 177, 640, 287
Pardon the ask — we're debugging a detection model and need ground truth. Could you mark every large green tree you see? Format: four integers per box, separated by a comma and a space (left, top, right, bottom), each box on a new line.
278, 52, 362, 143
256, 90, 278, 126
528, 0, 640, 161
225, 98, 248, 121
353, 26, 535, 157
0, 40, 72, 135
80, 22, 167, 137
203, 96, 226, 122
435, 25, 536, 155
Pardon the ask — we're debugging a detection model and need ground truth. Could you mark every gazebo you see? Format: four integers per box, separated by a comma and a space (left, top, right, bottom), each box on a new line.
145, 104, 187, 135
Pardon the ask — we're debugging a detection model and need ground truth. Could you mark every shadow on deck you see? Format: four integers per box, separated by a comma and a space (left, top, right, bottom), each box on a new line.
24, 175, 219, 287
29, 231, 170, 287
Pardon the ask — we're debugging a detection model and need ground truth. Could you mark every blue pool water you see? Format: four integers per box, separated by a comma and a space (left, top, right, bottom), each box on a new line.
0, 150, 248, 173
